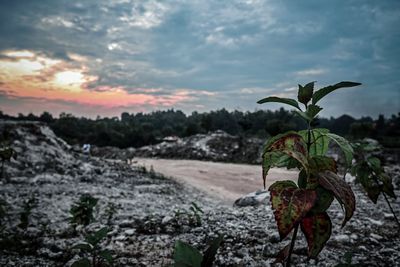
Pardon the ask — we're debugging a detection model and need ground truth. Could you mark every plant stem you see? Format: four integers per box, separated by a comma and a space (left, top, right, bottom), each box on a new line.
382, 192, 400, 228
286, 124, 312, 267
371, 174, 400, 228
286, 224, 299, 267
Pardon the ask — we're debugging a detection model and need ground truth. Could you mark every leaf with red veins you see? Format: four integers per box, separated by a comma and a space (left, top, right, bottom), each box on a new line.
269, 181, 317, 240
318, 171, 356, 227
300, 212, 332, 258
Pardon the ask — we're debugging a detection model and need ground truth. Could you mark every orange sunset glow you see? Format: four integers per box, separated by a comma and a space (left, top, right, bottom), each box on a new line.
0, 50, 200, 110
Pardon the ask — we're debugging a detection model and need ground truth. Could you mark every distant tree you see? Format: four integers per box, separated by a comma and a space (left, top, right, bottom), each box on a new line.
39, 111, 54, 123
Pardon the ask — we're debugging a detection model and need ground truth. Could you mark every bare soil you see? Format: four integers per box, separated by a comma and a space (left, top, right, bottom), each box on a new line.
132, 157, 298, 203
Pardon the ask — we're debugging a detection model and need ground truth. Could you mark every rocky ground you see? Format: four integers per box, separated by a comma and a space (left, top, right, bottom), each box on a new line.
0, 121, 399, 266
92, 130, 264, 164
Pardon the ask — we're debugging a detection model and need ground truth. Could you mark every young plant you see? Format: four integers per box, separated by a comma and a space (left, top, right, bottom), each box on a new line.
0, 144, 17, 180
71, 226, 113, 267
18, 196, 37, 229
104, 202, 117, 226
351, 140, 399, 227
257, 81, 361, 266
173, 235, 223, 267
70, 194, 98, 227
189, 202, 204, 226
334, 252, 358, 267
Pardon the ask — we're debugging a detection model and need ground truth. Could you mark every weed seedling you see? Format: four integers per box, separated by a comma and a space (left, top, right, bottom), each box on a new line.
173, 235, 223, 267
189, 202, 204, 226
0, 144, 16, 180
334, 252, 359, 267
257, 81, 361, 266
104, 202, 117, 226
70, 194, 98, 228
71, 226, 113, 267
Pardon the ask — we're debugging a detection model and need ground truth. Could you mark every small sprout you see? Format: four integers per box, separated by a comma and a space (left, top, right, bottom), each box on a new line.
104, 202, 117, 226
0, 144, 17, 180
70, 194, 98, 227
71, 226, 113, 267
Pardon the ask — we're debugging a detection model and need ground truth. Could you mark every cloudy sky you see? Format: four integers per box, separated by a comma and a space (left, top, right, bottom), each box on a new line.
0, 0, 399, 118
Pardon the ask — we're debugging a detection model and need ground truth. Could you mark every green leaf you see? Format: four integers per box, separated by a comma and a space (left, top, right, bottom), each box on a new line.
71, 243, 93, 252
294, 110, 312, 122
306, 105, 323, 119
190, 202, 204, 214
300, 212, 332, 258
71, 258, 91, 267
262, 132, 308, 186
318, 171, 355, 227
86, 227, 109, 246
269, 182, 317, 240
201, 235, 223, 267
174, 240, 203, 267
309, 156, 337, 174
325, 133, 354, 167
312, 81, 361, 105
257, 96, 301, 111
299, 128, 330, 156
297, 82, 315, 105
310, 186, 334, 213
99, 249, 113, 264
366, 157, 382, 174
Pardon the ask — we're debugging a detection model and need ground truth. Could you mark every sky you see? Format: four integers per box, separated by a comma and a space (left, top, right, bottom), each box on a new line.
0, 0, 399, 118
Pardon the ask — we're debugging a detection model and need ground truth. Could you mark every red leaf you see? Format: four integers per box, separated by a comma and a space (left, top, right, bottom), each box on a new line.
263, 132, 308, 186
269, 181, 317, 240
300, 212, 332, 258
318, 171, 355, 227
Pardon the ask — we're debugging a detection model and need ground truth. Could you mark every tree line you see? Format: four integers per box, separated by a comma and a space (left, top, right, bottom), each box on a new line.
0, 109, 399, 148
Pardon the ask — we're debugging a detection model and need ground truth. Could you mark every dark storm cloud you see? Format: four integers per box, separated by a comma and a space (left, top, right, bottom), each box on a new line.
0, 0, 399, 117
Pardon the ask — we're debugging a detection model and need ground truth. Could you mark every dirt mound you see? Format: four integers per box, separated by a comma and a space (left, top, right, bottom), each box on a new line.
131, 130, 264, 164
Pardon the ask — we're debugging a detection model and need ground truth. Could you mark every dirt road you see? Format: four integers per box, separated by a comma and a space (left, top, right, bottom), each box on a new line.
132, 158, 298, 203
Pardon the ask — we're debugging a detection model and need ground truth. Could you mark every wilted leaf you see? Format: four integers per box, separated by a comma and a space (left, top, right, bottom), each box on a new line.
325, 133, 353, 167
174, 240, 203, 267
201, 235, 223, 267
312, 81, 361, 105
300, 212, 332, 258
71, 258, 91, 267
298, 82, 315, 105
269, 181, 317, 240
378, 172, 396, 199
318, 171, 355, 227
257, 96, 301, 110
